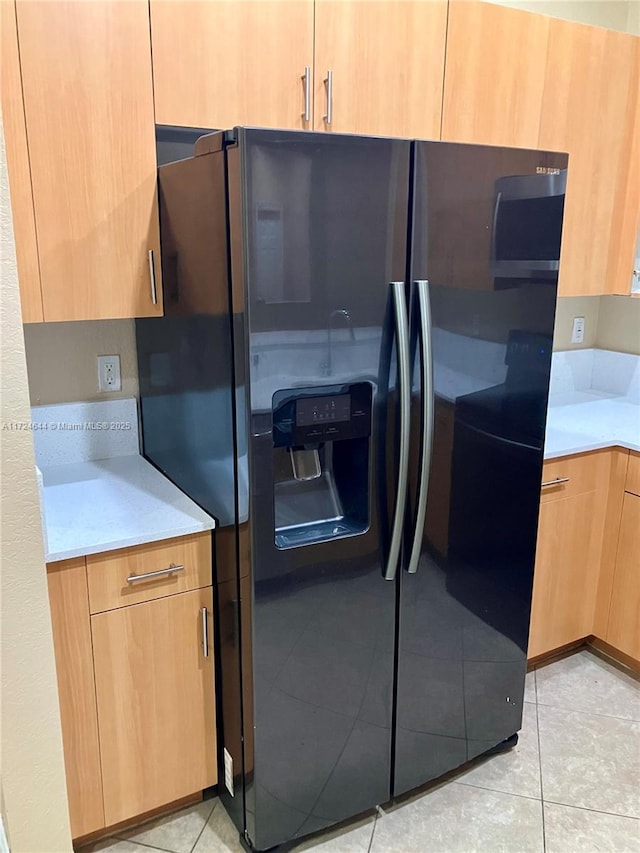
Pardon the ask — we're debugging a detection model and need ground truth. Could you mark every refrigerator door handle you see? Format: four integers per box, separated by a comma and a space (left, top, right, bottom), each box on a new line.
407, 279, 434, 574
384, 281, 411, 581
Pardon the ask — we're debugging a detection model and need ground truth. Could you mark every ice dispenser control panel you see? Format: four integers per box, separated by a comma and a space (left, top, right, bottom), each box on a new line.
273, 383, 372, 447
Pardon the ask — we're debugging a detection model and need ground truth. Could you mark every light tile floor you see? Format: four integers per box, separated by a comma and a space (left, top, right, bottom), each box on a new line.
83, 649, 640, 853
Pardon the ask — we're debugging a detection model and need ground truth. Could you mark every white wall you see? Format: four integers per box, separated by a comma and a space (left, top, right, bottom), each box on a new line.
487, 0, 635, 31
0, 121, 72, 852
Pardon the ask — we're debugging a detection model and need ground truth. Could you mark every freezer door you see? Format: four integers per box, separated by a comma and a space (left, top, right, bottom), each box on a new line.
230, 129, 411, 850
394, 140, 566, 796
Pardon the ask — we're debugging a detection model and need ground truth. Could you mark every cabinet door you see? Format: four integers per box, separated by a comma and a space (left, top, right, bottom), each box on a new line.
92, 587, 216, 825
1, 0, 43, 322
314, 0, 447, 137
15, 0, 162, 321
528, 453, 610, 659
606, 494, 640, 661
47, 558, 105, 838
539, 20, 640, 297
441, 1, 549, 147
151, 1, 313, 131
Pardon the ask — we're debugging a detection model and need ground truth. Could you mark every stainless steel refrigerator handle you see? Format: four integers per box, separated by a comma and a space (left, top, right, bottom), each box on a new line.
385, 281, 411, 581
201, 606, 209, 658
148, 249, 158, 305
301, 66, 311, 122
323, 70, 333, 125
407, 280, 433, 575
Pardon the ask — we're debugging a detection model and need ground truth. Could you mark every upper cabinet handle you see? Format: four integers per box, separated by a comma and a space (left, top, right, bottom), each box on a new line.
301, 66, 311, 123
323, 70, 333, 125
148, 249, 158, 305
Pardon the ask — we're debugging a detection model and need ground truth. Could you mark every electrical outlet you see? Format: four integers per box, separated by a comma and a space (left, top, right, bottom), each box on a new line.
97, 355, 121, 392
571, 316, 585, 344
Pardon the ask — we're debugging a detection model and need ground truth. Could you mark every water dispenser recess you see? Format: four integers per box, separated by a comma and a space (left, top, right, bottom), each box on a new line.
272, 383, 372, 549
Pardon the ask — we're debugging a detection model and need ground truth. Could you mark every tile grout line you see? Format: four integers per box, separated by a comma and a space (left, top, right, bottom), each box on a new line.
534, 700, 640, 724
189, 799, 218, 853
534, 668, 547, 853
100, 836, 174, 853
543, 800, 640, 821
453, 780, 542, 804
367, 811, 379, 853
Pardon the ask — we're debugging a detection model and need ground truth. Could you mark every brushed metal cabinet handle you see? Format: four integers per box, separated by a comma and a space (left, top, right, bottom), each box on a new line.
385, 281, 411, 581
407, 280, 433, 575
301, 66, 311, 122
323, 70, 333, 125
126, 563, 184, 584
541, 477, 570, 488
201, 606, 209, 658
148, 249, 158, 305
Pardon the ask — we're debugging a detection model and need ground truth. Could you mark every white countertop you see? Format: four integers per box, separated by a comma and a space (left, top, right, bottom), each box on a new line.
32, 399, 215, 563
544, 349, 640, 459
40, 455, 215, 562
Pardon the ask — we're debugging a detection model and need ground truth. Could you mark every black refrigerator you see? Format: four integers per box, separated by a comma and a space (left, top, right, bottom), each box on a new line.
136, 128, 567, 852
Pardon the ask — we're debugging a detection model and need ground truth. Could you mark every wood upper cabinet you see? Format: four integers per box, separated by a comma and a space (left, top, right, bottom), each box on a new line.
314, 0, 447, 137
14, 0, 162, 321
539, 20, 640, 297
150, 1, 314, 131
47, 558, 105, 838
92, 587, 217, 826
1, 0, 43, 321
441, 1, 549, 148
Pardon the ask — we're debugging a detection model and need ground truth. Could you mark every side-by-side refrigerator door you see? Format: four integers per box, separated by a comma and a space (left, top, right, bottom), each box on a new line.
394, 140, 565, 797
229, 129, 411, 851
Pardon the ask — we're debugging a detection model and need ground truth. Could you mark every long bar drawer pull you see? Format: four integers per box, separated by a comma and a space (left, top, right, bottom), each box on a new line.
201, 606, 209, 658
541, 477, 570, 488
126, 563, 184, 584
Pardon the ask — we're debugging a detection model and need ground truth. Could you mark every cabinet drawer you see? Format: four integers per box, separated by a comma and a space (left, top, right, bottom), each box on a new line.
540, 451, 610, 503
87, 533, 212, 614
625, 451, 640, 497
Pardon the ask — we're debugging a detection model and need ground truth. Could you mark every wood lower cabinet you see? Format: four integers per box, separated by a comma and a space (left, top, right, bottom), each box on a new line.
605, 493, 640, 660
47, 558, 105, 838
46, 533, 215, 839
92, 587, 216, 825
528, 452, 611, 658
314, 0, 447, 137
150, 0, 314, 131
530, 448, 639, 668
13, 0, 162, 321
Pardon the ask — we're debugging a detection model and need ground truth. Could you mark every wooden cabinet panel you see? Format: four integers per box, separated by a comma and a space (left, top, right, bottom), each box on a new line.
441, 1, 549, 147
151, 1, 313, 131
529, 489, 606, 658
540, 450, 611, 504
92, 587, 217, 825
16, 0, 162, 321
314, 0, 447, 137
625, 451, 640, 497
539, 20, 640, 297
1, 0, 43, 322
87, 532, 212, 613
606, 494, 640, 660
605, 45, 640, 295
530, 451, 614, 659
47, 558, 104, 838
